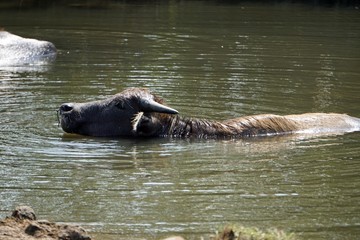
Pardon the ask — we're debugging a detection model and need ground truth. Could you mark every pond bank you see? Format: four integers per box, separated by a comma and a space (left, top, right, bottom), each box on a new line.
0, 206, 297, 240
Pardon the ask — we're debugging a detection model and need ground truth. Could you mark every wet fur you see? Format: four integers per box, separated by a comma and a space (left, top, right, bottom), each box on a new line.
132, 112, 300, 138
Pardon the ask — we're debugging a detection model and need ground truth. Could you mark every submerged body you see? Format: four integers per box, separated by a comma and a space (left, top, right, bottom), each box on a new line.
58, 88, 360, 138
0, 31, 57, 66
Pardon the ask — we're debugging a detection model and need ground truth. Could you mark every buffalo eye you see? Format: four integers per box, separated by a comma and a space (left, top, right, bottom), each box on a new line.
114, 101, 125, 110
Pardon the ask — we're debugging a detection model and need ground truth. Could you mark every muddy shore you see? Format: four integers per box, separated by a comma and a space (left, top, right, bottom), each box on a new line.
0, 206, 186, 240
0, 206, 296, 240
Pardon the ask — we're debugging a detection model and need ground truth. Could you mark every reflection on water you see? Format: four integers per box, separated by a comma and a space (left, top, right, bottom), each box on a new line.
0, 65, 54, 73
0, 1, 360, 239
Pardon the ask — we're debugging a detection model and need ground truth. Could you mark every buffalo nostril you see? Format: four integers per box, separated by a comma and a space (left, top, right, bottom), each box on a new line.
60, 103, 73, 112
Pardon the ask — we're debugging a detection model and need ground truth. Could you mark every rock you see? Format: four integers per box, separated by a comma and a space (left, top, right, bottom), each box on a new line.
11, 206, 36, 221
0, 206, 91, 240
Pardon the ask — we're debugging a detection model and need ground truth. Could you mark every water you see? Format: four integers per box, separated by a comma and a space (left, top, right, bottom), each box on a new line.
1, 1, 360, 239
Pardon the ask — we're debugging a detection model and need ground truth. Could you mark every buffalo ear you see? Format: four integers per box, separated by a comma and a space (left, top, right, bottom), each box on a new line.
131, 112, 160, 137
140, 99, 178, 114
132, 112, 145, 133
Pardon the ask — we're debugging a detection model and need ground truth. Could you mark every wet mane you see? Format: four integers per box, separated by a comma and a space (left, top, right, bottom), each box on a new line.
154, 114, 300, 138
223, 115, 299, 137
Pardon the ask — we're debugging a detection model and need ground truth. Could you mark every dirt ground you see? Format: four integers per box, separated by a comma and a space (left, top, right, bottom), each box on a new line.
0, 206, 91, 240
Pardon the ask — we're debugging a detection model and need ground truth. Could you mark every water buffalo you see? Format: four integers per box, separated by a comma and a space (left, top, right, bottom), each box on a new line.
58, 88, 360, 138
0, 31, 56, 66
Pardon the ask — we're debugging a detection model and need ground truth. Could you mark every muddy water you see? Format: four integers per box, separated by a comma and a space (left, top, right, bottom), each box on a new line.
0, 1, 360, 239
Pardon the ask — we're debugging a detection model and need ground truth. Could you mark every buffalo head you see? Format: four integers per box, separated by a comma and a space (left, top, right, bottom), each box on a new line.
58, 88, 178, 137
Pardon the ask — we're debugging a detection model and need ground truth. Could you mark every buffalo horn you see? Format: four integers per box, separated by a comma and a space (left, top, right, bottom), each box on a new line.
140, 99, 178, 114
